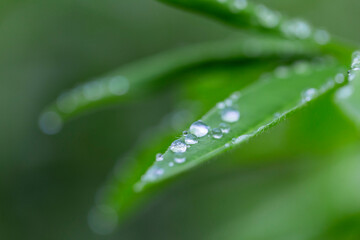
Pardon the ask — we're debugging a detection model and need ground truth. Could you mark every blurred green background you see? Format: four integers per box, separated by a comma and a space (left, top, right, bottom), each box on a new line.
2, 0, 360, 239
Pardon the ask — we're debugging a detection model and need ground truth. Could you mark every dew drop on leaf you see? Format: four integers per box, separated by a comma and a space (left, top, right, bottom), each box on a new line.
212, 128, 223, 139
170, 140, 187, 153
156, 153, 164, 162
221, 108, 240, 123
219, 123, 230, 134
185, 134, 198, 145
189, 120, 210, 137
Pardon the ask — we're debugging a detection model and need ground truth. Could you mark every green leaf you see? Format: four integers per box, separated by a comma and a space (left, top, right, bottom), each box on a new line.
335, 51, 360, 127
135, 59, 346, 190
38, 36, 317, 134
157, 0, 330, 45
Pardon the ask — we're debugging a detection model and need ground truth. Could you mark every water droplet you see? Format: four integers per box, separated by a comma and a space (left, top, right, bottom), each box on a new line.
230, 91, 242, 100
225, 99, 233, 106
348, 70, 357, 81
174, 156, 186, 164
232, 134, 250, 144
230, 0, 247, 12
108, 76, 129, 96
256, 5, 281, 28
190, 120, 210, 137
185, 134, 198, 145
293, 61, 310, 74
182, 131, 189, 136
274, 66, 290, 78
314, 30, 330, 45
336, 85, 354, 99
156, 153, 164, 162
274, 112, 282, 118
170, 140, 187, 153
221, 107, 240, 123
225, 143, 230, 148
352, 51, 360, 61
335, 73, 345, 84
39, 111, 63, 135
212, 128, 223, 139
217, 102, 226, 109
56, 91, 78, 113
83, 81, 106, 101
169, 162, 174, 167
281, 19, 312, 39
302, 88, 318, 102
219, 123, 230, 134
155, 168, 164, 176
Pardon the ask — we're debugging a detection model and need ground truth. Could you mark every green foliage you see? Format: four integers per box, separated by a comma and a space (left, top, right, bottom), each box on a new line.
40, 0, 360, 237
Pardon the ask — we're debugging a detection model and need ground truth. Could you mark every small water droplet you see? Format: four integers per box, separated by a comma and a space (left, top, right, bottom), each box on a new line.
212, 128, 223, 139
293, 61, 310, 74
56, 91, 78, 113
335, 73, 345, 84
169, 162, 174, 167
281, 19, 312, 39
232, 134, 250, 144
230, 91, 242, 100
225, 143, 230, 148
302, 88, 318, 102
225, 99, 233, 107
336, 85, 354, 99
83, 81, 106, 101
274, 66, 290, 78
190, 120, 210, 137
174, 156, 186, 164
39, 111, 63, 135
185, 134, 198, 145
155, 168, 164, 176
256, 5, 281, 28
182, 131, 189, 136
230, 0, 247, 12
314, 30, 330, 45
108, 76, 129, 96
348, 70, 357, 81
219, 123, 230, 134
274, 112, 282, 118
221, 107, 240, 123
217, 102, 226, 109
156, 153, 164, 162
170, 140, 187, 153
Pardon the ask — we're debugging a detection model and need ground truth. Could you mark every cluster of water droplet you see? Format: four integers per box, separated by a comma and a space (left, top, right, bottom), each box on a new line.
39, 76, 130, 135
216, 0, 330, 45
336, 51, 360, 100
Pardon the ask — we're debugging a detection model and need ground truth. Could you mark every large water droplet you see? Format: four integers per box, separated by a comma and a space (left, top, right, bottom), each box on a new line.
39, 111, 63, 135
185, 134, 198, 145
190, 120, 209, 137
212, 128, 223, 139
221, 108, 240, 123
170, 140, 187, 153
